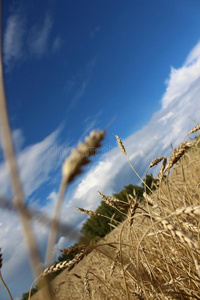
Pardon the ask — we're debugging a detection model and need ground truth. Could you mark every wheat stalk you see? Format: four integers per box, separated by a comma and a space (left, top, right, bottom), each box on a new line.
0, 197, 80, 240
0, 20, 42, 277
0, 7, 53, 299
84, 272, 91, 298
46, 130, 105, 265
0, 249, 13, 300
115, 135, 153, 195
158, 157, 167, 181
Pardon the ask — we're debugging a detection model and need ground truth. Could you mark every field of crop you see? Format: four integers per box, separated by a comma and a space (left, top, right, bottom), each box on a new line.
29, 130, 200, 300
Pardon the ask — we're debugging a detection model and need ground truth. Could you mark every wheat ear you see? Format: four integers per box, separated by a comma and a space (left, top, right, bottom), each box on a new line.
98, 191, 128, 217
29, 251, 88, 299
165, 141, 194, 172
44, 251, 87, 275
128, 199, 138, 226
116, 135, 127, 155
161, 219, 199, 250
77, 207, 102, 217
194, 258, 200, 278
179, 221, 199, 233
77, 207, 120, 224
46, 130, 105, 265
183, 124, 200, 141
60, 245, 86, 255
149, 156, 165, 169
174, 205, 200, 217
98, 191, 121, 207
143, 192, 158, 208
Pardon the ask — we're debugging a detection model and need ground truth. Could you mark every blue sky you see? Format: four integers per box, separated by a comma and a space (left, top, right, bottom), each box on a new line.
1, 0, 200, 299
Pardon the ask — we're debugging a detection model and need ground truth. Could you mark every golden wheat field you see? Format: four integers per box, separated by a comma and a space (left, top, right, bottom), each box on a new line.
28, 131, 200, 300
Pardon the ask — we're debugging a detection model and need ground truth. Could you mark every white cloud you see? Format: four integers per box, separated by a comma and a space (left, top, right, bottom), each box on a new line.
68, 58, 97, 108
54, 236, 69, 257
0, 128, 60, 198
184, 41, 200, 66
3, 13, 25, 68
70, 80, 88, 108
158, 111, 174, 125
52, 36, 63, 53
1, 41, 200, 299
28, 15, 53, 56
47, 190, 58, 202
12, 128, 25, 152
3, 10, 56, 69
0, 128, 24, 159
162, 48, 200, 109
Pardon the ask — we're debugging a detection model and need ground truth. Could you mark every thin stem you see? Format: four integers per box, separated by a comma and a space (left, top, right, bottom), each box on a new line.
0, 3, 41, 278
0, 271, 13, 300
119, 221, 130, 300
0, 197, 80, 240
88, 271, 121, 300
126, 156, 153, 195
46, 178, 68, 265
28, 275, 42, 300
0, 3, 53, 298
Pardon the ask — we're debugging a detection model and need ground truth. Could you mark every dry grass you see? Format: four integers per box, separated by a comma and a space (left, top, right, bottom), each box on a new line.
30, 128, 200, 300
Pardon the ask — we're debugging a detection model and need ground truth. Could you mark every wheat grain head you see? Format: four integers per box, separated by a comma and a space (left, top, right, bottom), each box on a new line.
63, 130, 105, 183
165, 141, 194, 172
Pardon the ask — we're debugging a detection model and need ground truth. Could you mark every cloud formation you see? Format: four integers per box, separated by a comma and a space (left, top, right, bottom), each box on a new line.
0, 128, 60, 198
3, 13, 25, 68
3, 9, 61, 69
28, 15, 53, 56
68, 58, 97, 109
0, 41, 200, 299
